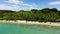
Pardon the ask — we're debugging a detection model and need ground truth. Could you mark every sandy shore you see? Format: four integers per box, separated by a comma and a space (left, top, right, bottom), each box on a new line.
0, 20, 60, 26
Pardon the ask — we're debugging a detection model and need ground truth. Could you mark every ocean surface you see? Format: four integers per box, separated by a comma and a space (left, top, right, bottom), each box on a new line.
0, 22, 60, 34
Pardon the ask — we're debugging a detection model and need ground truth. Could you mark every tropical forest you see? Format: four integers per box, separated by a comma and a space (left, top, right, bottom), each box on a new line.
0, 8, 60, 22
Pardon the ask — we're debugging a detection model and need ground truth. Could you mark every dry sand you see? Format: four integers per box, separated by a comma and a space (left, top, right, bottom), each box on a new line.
0, 20, 60, 26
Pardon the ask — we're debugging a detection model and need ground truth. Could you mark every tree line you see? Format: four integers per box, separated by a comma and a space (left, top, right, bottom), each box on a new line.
0, 8, 60, 22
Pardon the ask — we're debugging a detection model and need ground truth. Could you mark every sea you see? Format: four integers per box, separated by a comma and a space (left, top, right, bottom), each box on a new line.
0, 22, 60, 34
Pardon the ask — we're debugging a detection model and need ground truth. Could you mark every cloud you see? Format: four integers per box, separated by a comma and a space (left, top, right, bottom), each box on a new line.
29, 3, 39, 10
6, 0, 32, 7
48, 1, 60, 5
0, 0, 38, 11
7, 0, 20, 4
0, 4, 20, 11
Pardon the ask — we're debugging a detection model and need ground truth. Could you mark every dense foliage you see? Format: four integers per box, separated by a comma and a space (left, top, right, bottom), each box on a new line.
0, 8, 60, 22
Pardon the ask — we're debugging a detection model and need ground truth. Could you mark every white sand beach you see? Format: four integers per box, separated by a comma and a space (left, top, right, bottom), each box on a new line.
0, 20, 60, 26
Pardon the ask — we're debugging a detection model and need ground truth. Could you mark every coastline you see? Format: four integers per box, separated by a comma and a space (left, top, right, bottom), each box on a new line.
0, 20, 60, 26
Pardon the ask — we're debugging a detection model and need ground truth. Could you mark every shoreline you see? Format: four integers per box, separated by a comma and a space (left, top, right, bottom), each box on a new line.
0, 20, 60, 26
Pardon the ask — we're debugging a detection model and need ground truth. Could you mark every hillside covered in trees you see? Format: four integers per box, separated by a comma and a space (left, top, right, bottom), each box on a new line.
0, 8, 60, 22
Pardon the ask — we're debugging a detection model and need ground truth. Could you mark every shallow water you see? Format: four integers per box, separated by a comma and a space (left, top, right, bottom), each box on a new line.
0, 22, 60, 34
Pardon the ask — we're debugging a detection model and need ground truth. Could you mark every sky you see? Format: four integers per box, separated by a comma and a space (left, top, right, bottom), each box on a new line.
0, 0, 60, 11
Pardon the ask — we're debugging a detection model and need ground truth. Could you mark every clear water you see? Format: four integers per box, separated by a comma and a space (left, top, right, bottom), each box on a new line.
0, 22, 60, 34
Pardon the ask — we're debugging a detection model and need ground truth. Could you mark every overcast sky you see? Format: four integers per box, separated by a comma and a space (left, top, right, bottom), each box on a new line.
0, 0, 60, 11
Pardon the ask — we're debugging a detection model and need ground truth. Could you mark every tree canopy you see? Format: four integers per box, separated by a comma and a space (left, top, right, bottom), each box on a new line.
0, 8, 60, 22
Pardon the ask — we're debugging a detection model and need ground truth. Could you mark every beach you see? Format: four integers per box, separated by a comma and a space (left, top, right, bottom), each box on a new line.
0, 20, 60, 26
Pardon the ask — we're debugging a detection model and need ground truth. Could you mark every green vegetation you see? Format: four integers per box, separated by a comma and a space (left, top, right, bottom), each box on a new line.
0, 8, 60, 22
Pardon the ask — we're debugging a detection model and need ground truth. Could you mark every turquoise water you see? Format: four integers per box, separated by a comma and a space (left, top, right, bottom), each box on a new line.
0, 22, 60, 34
